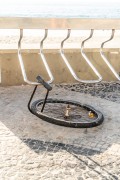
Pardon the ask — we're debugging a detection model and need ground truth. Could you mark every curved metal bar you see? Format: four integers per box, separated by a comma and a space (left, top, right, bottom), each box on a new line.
60, 29, 102, 83
39, 29, 54, 84
100, 29, 120, 80
81, 29, 102, 83
18, 29, 54, 85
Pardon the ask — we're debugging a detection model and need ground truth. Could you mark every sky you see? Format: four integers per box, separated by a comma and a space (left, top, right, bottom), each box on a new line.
1, 0, 120, 6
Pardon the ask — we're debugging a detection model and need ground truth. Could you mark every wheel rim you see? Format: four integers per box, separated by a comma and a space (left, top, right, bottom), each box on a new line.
31, 99, 104, 128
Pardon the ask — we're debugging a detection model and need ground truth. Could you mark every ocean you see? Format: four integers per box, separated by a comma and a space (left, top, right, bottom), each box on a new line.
0, 4, 120, 18
0, 3, 119, 38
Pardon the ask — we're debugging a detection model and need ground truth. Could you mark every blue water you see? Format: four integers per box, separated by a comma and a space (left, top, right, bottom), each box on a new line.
0, 3, 120, 18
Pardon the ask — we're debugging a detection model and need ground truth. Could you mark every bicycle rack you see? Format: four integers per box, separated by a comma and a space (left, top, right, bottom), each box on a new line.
18, 29, 54, 113
100, 29, 120, 80
60, 29, 102, 83
17, 28, 104, 128
18, 29, 54, 85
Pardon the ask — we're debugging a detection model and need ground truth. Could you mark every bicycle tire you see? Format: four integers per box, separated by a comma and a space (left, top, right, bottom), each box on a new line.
31, 99, 104, 128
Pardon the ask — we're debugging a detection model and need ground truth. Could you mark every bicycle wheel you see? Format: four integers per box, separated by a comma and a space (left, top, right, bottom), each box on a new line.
31, 99, 104, 128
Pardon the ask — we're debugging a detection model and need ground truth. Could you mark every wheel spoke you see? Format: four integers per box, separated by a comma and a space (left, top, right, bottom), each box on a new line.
31, 99, 104, 128
36, 101, 97, 122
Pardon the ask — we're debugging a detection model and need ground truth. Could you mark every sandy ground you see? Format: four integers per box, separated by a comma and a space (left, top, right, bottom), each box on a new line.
0, 29, 120, 50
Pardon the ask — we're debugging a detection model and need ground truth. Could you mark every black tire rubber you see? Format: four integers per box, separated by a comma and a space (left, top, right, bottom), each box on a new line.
31, 99, 104, 128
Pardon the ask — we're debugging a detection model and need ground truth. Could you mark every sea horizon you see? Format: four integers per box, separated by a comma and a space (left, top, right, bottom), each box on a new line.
0, 3, 120, 18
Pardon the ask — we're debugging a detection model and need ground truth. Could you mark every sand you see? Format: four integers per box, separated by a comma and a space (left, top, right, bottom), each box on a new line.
0, 29, 120, 50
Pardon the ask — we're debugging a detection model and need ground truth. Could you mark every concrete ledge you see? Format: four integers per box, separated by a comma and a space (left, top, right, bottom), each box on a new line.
0, 17, 120, 29
0, 49, 120, 86
0, 48, 120, 53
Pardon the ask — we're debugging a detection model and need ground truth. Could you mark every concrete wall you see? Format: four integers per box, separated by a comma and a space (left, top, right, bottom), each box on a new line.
0, 49, 120, 86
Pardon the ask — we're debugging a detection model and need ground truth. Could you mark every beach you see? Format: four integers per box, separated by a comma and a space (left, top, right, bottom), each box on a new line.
0, 29, 120, 50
